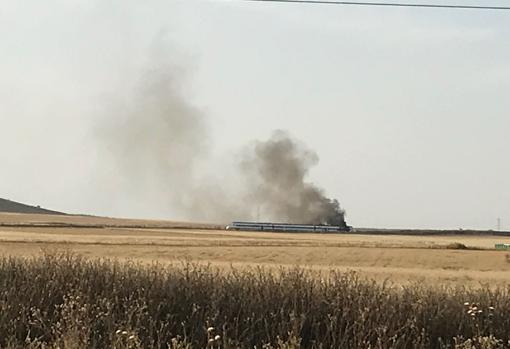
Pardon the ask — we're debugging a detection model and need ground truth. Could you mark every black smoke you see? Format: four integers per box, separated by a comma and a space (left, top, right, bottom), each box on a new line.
101, 59, 347, 226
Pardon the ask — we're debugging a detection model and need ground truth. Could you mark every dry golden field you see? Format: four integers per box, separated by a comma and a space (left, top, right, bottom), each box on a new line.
1, 212, 509, 287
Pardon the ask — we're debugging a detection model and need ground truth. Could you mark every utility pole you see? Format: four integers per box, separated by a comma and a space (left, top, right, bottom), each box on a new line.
497, 217, 501, 231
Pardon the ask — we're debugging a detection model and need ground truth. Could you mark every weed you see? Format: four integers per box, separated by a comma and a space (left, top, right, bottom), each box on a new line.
0, 252, 509, 348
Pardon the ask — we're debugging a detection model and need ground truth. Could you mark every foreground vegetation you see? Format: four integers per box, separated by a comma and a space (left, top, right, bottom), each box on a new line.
0, 253, 509, 348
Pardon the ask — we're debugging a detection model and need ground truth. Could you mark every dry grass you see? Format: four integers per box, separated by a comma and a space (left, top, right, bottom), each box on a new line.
0, 212, 220, 229
1, 252, 510, 349
2, 214, 510, 348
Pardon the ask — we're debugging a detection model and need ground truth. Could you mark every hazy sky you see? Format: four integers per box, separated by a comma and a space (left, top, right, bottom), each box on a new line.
1, 0, 509, 229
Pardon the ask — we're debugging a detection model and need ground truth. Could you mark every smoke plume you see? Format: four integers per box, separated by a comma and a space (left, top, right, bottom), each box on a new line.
101, 60, 346, 226
242, 130, 346, 226
100, 64, 208, 215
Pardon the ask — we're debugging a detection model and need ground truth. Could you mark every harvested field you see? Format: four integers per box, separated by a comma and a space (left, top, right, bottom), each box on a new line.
0, 213, 509, 287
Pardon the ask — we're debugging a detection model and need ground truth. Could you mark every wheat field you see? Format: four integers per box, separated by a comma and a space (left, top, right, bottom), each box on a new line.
1, 212, 509, 287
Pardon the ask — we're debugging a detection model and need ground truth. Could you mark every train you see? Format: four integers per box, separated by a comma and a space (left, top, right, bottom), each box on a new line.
226, 221, 352, 233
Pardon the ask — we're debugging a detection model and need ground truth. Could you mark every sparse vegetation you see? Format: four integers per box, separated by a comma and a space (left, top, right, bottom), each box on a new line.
446, 242, 469, 250
0, 252, 510, 348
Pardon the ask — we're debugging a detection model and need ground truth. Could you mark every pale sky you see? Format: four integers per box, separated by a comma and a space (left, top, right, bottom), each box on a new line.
0, 0, 509, 229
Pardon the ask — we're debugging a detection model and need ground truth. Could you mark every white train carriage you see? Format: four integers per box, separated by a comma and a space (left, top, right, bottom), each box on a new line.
226, 221, 350, 233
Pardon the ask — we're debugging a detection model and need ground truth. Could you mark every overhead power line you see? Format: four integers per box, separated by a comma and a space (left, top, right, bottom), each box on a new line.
240, 0, 510, 11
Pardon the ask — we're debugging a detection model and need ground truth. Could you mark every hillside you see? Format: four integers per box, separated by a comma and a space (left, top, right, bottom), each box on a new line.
0, 198, 64, 215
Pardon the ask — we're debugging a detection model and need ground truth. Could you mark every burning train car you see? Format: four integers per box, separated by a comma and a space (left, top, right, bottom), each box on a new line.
226, 221, 352, 233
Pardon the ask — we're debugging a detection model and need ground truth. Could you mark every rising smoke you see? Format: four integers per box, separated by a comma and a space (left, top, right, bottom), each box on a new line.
242, 130, 346, 226
101, 64, 208, 214
101, 59, 346, 226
